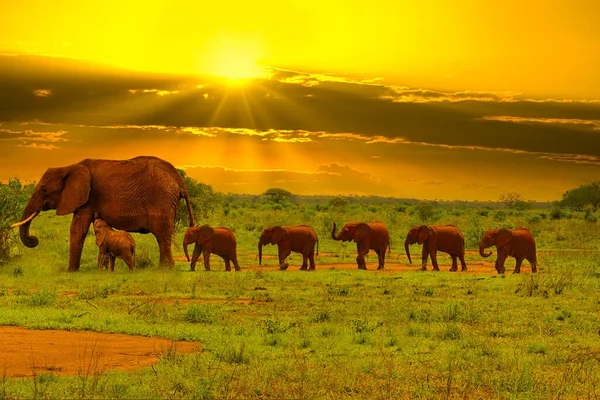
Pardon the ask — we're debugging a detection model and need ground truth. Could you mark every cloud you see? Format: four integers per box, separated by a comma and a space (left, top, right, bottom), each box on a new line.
380, 87, 523, 103
33, 89, 51, 97
2, 54, 600, 165
15, 143, 58, 150
481, 116, 600, 130
0, 128, 68, 144
128, 89, 181, 96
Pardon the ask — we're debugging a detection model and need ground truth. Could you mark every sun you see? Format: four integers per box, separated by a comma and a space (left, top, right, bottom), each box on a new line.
198, 36, 267, 83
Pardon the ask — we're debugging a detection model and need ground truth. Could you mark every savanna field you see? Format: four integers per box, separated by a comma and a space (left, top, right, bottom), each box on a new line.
1, 180, 600, 399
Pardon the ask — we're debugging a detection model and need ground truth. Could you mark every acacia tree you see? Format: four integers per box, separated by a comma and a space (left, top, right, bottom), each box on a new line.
499, 192, 524, 209
264, 188, 295, 205
560, 182, 600, 212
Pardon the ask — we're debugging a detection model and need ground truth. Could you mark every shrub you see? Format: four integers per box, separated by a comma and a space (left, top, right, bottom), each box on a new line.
416, 202, 436, 222
550, 208, 563, 220
493, 210, 507, 222
0, 178, 35, 263
527, 214, 542, 223
184, 305, 218, 324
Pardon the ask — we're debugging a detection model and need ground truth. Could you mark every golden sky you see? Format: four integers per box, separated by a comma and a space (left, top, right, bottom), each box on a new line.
1, 1, 600, 201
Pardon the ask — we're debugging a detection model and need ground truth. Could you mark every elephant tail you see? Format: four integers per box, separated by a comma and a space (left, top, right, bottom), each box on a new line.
388, 243, 392, 254
316, 239, 319, 256
181, 190, 195, 227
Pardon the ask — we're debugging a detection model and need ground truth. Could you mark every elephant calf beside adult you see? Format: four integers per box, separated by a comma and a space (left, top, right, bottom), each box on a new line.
405, 225, 467, 272
258, 225, 319, 270
331, 221, 390, 270
480, 227, 538, 274
12, 156, 195, 271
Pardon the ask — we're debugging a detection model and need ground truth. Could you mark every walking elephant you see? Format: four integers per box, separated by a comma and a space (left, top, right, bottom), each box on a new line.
258, 225, 319, 270
11, 156, 195, 271
331, 221, 390, 270
183, 224, 241, 271
479, 227, 538, 274
405, 225, 467, 272
93, 216, 136, 272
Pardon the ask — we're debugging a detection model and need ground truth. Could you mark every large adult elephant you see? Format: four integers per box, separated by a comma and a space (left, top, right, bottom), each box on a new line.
331, 221, 390, 270
479, 227, 538, 274
405, 225, 467, 272
258, 225, 319, 270
12, 156, 195, 271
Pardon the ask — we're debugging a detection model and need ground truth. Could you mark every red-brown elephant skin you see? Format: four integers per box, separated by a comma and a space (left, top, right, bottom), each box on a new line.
12, 156, 195, 271
405, 225, 467, 272
93, 217, 136, 272
479, 227, 538, 274
331, 221, 390, 270
258, 225, 319, 270
183, 225, 241, 271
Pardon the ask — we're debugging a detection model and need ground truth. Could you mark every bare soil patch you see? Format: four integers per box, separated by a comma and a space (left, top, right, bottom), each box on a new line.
0, 326, 199, 378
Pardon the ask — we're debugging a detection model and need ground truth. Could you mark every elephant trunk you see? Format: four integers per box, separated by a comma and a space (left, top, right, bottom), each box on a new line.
258, 239, 263, 265
404, 237, 412, 264
479, 243, 492, 258
331, 222, 341, 241
17, 198, 41, 248
183, 238, 191, 262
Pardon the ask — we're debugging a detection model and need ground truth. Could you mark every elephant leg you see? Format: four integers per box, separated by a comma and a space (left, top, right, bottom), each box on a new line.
68, 213, 93, 272
154, 233, 174, 269
224, 257, 232, 272
278, 244, 291, 270
109, 254, 116, 272
376, 249, 384, 270
449, 255, 458, 272
98, 252, 110, 271
420, 242, 429, 271
124, 254, 135, 272
203, 251, 211, 271
190, 244, 202, 272
527, 255, 538, 273
300, 254, 308, 270
231, 256, 242, 271
495, 250, 508, 274
430, 249, 440, 271
308, 251, 316, 271
513, 257, 523, 274
459, 254, 467, 271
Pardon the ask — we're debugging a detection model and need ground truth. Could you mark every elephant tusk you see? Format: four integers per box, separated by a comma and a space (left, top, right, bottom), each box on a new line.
11, 211, 40, 228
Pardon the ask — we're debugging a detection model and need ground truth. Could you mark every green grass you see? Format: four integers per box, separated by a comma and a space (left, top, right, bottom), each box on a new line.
0, 206, 599, 398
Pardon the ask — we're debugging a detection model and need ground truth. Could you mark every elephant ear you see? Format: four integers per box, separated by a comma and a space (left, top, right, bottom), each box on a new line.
495, 227, 513, 249
57, 164, 91, 216
417, 225, 434, 244
195, 224, 214, 245
271, 226, 288, 244
353, 222, 372, 243
95, 228, 107, 247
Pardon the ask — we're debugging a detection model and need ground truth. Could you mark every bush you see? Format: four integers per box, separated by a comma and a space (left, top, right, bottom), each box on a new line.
416, 202, 436, 222
493, 210, 507, 222
0, 178, 35, 263
527, 214, 542, 224
550, 208, 563, 220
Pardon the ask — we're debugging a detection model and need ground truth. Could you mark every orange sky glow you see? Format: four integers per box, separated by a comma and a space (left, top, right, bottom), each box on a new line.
1, 0, 599, 201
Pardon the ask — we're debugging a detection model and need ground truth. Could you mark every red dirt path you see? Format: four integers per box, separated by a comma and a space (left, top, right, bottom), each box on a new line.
0, 326, 199, 378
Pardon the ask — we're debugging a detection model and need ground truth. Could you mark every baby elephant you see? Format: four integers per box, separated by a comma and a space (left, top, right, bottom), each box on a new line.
93, 218, 136, 272
480, 227, 537, 274
183, 224, 241, 271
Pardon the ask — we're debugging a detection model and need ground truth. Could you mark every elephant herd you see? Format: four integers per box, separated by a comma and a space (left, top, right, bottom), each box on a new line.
11, 156, 538, 274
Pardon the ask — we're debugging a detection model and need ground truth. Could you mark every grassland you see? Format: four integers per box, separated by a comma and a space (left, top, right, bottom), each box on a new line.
1, 203, 600, 399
